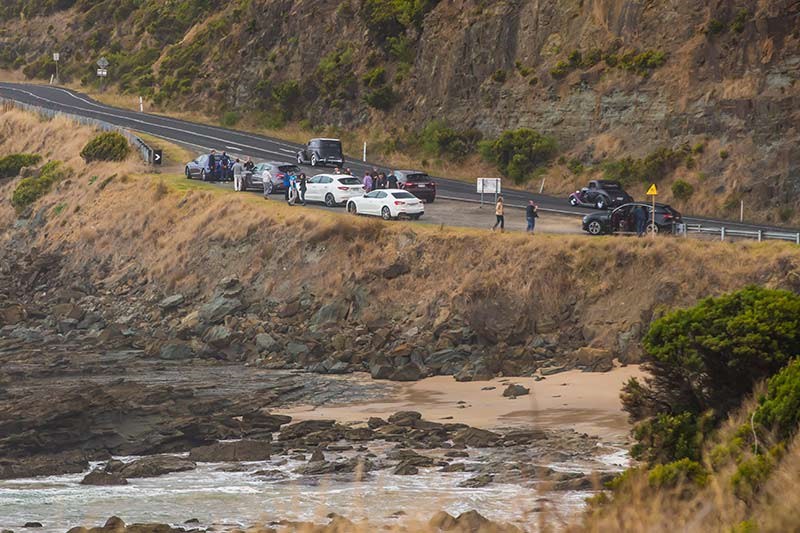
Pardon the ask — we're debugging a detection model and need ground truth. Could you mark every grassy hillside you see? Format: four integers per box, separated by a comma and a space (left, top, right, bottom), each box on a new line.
1, 1, 799, 225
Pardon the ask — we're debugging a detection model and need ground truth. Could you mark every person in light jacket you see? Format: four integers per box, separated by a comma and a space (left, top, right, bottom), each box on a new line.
492, 196, 505, 233
232, 158, 245, 192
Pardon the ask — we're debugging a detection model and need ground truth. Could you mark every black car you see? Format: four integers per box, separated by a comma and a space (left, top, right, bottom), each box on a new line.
296, 138, 344, 167
391, 170, 437, 203
582, 202, 682, 235
569, 180, 633, 209
185, 153, 234, 182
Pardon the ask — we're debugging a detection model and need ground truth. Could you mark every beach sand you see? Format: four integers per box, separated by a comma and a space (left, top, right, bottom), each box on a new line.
277, 365, 643, 442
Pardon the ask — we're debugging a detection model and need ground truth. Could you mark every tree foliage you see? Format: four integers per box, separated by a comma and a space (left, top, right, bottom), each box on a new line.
11, 161, 66, 211
0, 153, 42, 179
80, 132, 131, 162
479, 129, 557, 184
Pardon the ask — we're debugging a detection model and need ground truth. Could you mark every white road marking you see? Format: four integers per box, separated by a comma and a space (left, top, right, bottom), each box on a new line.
279, 148, 295, 154
226, 146, 242, 151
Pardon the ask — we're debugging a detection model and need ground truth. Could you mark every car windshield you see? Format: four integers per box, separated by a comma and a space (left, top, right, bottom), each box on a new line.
278, 165, 300, 174
314, 141, 342, 155
338, 177, 361, 185
392, 191, 416, 199
405, 173, 431, 183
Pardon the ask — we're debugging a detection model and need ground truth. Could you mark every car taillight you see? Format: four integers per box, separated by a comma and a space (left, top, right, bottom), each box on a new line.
277, 173, 285, 179
394, 201, 406, 205
337, 186, 348, 191
663, 214, 673, 220
430, 182, 436, 187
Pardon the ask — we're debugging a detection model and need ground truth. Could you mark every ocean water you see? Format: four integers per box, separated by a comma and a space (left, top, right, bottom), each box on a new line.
0, 446, 628, 532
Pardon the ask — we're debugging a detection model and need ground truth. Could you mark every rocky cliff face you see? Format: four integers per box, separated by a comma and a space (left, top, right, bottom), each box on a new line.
2, 0, 799, 219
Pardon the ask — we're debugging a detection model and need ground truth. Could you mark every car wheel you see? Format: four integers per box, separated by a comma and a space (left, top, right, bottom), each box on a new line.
569, 196, 578, 206
411, 214, 421, 220
381, 206, 392, 221
325, 193, 336, 207
646, 223, 659, 234
587, 221, 602, 235
595, 198, 606, 210
347, 202, 358, 215
310, 153, 318, 167
265, 180, 274, 195
185, 167, 191, 179
427, 197, 435, 204
200, 169, 207, 182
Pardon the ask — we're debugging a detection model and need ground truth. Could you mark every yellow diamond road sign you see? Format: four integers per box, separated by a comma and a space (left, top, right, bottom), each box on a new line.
646, 184, 658, 195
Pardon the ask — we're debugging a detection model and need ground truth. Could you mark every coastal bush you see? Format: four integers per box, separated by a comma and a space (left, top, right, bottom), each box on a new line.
602, 147, 686, 186
731, 9, 750, 33
753, 359, 800, 442
671, 180, 694, 201
418, 120, 482, 161
491, 69, 507, 83
0, 153, 42, 178
315, 45, 357, 102
81, 132, 131, 162
220, 111, 240, 127
550, 60, 570, 78
623, 287, 800, 463
479, 129, 557, 184
11, 161, 66, 211
647, 458, 708, 490
707, 18, 725, 35
364, 86, 399, 110
360, 0, 440, 42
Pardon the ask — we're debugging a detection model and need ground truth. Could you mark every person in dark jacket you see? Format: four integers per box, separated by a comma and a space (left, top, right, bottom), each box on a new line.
634, 205, 648, 237
387, 173, 398, 189
283, 172, 292, 202
298, 173, 308, 205
526, 200, 539, 234
207, 150, 217, 180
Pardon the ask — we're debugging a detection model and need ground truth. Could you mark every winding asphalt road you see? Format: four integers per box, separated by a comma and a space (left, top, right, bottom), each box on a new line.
0, 81, 794, 233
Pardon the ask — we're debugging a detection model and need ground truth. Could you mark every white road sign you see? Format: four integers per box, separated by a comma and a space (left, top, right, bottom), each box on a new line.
477, 178, 501, 194
52, 53, 60, 62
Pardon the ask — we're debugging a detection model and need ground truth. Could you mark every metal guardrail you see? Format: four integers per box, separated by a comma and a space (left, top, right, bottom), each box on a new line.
0, 97, 155, 164
682, 223, 800, 244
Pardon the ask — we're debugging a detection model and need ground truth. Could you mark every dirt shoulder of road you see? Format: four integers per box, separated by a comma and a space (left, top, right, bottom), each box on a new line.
277, 365, 642, 442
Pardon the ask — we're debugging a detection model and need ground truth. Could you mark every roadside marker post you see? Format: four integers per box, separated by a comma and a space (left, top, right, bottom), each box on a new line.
362, 142, 367, 162
646, 183, 658, 238
52, 52, 60, 84
139, 96, 144, 113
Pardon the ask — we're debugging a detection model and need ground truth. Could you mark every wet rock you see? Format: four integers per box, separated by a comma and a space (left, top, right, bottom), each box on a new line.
540, 365, 566, 376
22, 524, 42, 529
158, 294, 185, 311
440, 463, 466, 472
459, 473, 494, 488
80, 470, 128, 486
0, 303, 26, 325
199, 296, 243, 325
277, 301, 301, 318
388, 411, 422, 426
445, 450, 469, 458
502, 384, 530, 398
255, 333, 279, 353
429, 511, 457, 530
386, 450, 435, 467
453, 427, 502, 448
311, 302, 348, 327
104, 517, 125, 529
454, 358, 496, 382
393, 462, 419, 475
285, 342, 309, 358
453, 510, 492, 531
367, 417, 387, 429
0, 451, 89, 480
189, 440, 271, 462
118, 455, 196, 478
503, 429, 547, 445
158, 342, 194, 360
309, 448, 325, 462
343, 427, 374, 441
204, 325, 233, 349
252, 469, 288, 480
369, 361, 394, 380
278, 420, 336, 441
553, 474, 594, 491
52, 303, 84, 321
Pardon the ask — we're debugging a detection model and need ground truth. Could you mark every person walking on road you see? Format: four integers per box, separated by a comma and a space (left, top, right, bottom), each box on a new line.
526, 200, 539, 234
492, 196, 505, 233
298, 173, 308, 205
208, 150, 217, 180
363, 172, 373, 193
232, 158, 245, 192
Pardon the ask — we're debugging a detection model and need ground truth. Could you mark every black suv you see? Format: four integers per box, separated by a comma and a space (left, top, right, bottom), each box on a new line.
582, 202, 682, 235
569, 180, 633, 210
297, 138, 344, 167
391, 170, 437, 202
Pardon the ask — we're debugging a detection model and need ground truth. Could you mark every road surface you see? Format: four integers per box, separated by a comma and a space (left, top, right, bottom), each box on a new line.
0, 81, 794, 233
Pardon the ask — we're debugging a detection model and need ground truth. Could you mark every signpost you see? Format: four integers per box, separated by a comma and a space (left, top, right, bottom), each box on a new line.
646, 183, 658, 237
153, 150, 163, 165
52, 52, 60, 84
477, 178, 501, 208
97, 57, 109, 91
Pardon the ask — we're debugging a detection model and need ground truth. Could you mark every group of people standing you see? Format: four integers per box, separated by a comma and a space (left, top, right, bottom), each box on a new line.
492, 196, 539, 234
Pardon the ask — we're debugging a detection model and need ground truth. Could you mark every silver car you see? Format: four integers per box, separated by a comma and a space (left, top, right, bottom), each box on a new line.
248, 161, 301, 193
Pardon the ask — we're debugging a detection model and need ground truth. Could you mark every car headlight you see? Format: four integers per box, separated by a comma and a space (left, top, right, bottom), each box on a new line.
582, 216, 589, 224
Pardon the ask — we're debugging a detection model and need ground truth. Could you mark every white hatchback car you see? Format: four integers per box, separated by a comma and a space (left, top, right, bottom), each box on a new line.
304, 174, 365, 206
346, 189, 424, 220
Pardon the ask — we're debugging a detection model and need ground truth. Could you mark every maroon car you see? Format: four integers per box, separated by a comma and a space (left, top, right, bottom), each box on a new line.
391, 170, 437, 203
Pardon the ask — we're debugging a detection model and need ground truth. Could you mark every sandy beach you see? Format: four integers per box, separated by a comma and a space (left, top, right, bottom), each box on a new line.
277, 366, 642, 442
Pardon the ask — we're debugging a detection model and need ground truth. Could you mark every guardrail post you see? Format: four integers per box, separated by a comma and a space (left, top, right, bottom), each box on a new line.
721, 227, 726, 241
796, 233, 799, 245
758, 230, 763, 242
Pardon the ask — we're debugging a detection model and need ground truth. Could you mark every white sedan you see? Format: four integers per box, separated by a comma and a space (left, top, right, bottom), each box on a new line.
346, 189, 424, 220
304, 174, 365, 206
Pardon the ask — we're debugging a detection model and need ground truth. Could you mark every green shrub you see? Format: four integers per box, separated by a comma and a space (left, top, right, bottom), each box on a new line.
630, 287, 800, 418
630, 411, 711, 464
315, 45, 357, 102
80, 132, 131, 162
616, 50, 667, 74
707, 19, 725, 35
220, 111, 240, 127
602, 147, 686, 186
778, 206, 794, 223
362, 66, 387, 88
692, 142, 705, 154
11, 161, 66, 211
360, 0, 440, 43
418, 120, 482, 160
720, 149, 730, 159
731, 9, 750, 33
491, 69, 507, 83
647, 458, 708, 489
550, 60, 570, 78
753, 359, 800, 441
731, 447, 781, 500
479, 128, 557, 184
672, 179, 694, 201
0, 153, 42, 178
364, 86, 399, 110
567, 158, 584, 174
